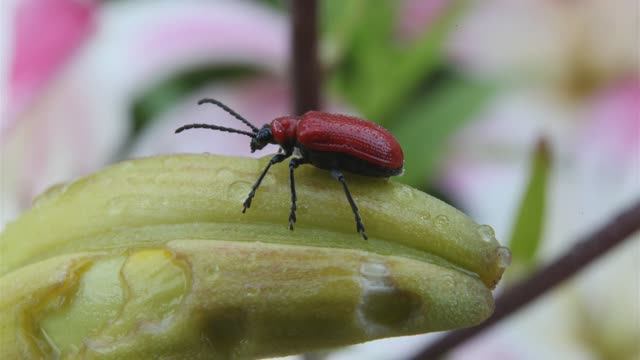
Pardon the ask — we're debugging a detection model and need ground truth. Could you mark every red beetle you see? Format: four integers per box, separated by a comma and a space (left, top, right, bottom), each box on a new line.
176, 98, 404, 240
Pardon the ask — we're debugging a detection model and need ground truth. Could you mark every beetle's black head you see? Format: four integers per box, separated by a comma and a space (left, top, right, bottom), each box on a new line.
250, 125, 273, 153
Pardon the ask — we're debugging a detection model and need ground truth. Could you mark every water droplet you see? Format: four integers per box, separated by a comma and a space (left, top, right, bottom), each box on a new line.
125, 175, 145, 186
228, 180, 252, 200
107, 199, 124, 216
478, 224, 496, 243
99, 177, 113, 186
394, 186, 414, 200
106, 195, 141, 216
162, 157, 182, 168
32, 182, 69, 207
360, 262, 390, 278
207, 264, 221, 281
435, 215, 449, 229
215, 167, 234, 180
152, 173, 172, 185
441, 273, 456, 289
496, 246, 512, 268
245, 284, 259, 297
120, 161, 135, 170
297, 203, 310, 215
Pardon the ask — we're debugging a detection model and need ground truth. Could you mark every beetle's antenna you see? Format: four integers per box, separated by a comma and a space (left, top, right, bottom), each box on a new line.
175, 123, 256, 137
197, 98, 260, 133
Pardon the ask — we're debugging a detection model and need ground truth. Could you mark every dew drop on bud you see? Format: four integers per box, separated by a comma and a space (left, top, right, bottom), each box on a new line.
434, 215, 449, 229
477, 224, 496, 243
228, 180, 252, 200
496, 246, 512, 269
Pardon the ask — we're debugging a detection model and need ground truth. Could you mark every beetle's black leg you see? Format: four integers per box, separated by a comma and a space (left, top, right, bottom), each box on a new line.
331, 169, 368, 240
288, 158, 306, 230
243, 153, 290, 212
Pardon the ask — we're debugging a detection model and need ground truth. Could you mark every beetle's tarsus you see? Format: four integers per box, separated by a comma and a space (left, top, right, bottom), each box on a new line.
242, 194, 254, 213
355, 217, 368, 240
288, 158, 303, 232
288, 214, 296, 230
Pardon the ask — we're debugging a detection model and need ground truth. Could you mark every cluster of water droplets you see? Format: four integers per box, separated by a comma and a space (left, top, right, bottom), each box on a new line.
476, 224, 512, 269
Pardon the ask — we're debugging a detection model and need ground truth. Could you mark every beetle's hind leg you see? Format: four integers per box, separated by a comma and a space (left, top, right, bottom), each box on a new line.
243, 153, 289, 212
331, 169, 368, 240
288, 158, 305, 230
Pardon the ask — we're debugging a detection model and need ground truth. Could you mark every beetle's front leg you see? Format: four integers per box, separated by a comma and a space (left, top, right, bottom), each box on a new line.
243, 152, 290, 212
288, 157, 306, 230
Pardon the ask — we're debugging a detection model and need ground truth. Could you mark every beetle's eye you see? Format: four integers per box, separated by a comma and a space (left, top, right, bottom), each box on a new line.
258, 128, 272, 142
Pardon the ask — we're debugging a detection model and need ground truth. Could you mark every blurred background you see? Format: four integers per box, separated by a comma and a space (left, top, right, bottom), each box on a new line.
1, 0, 638, 359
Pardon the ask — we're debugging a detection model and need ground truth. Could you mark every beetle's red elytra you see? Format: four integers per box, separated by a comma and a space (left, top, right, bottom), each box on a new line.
175, 98, 405, 240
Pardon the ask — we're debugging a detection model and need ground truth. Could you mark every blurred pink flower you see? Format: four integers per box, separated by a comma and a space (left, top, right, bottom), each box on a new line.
2, 0, 100, 226
448, 0, 638, 88
1, 0, 290, 226
396, 0, 448, 42
568, 81, 639, 358
439, 0, 639, 357
5, 0, 97, 136
89, 0, 288, 103
443, 79, 640, 359
442, 0, 639, 251
578, 80, 640, 173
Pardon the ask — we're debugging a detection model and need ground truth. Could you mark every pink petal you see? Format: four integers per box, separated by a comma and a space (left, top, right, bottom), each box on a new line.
7, 0, 97, 134
396, 0, 448, 42
579, 79, 640, 167
91, 0, 289, 100
1, 1, 290, 227
447, 0, 638, 82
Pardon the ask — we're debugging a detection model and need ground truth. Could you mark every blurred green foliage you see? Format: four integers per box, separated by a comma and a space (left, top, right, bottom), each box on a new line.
390, 79, 494, 186
323, 0, 470, 122
322, 0, 494, 187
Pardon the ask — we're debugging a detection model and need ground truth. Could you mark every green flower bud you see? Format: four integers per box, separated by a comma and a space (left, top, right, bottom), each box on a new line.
0, 154, 509, 358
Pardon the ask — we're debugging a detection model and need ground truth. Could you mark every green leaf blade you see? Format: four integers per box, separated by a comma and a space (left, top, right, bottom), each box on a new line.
508, 139, 551, 269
